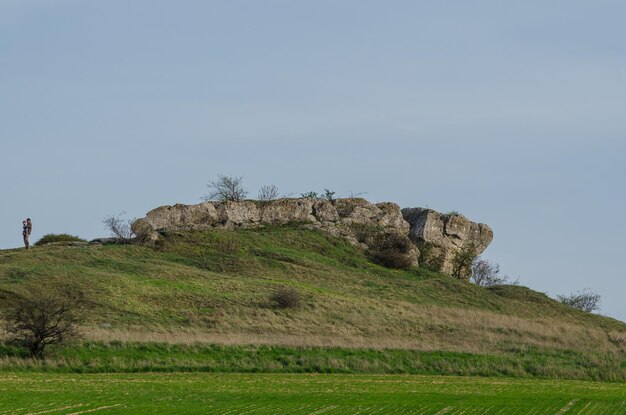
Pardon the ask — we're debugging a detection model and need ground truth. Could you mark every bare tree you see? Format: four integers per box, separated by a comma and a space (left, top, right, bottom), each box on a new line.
257, 184, 280, 201
4, 290, 82, 358
470, 257, 516, 286
103, 211, 134, 242
557, 289, 601, 313
203, 175, 248, 202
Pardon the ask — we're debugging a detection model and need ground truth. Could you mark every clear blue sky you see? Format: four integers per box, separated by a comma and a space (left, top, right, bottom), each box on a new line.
1, 1, 625, 322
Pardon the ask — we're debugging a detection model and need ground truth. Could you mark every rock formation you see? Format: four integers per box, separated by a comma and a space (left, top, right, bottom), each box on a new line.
132, 198, 492, 276
133, 198, 405, 234
401, 208, 493, 276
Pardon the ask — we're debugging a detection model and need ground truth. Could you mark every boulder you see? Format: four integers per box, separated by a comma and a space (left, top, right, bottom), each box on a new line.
312, 200, 339, 223
260, 199, 317, 224
375, 202, 410, 233
401, 208, 493, 277
217, 201, 261, 227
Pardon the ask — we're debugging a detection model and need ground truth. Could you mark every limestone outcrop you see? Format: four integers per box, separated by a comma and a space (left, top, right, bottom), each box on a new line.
133, 198, 407, 234
132, 198, 493, 276
132, 198, 417, 266
401, 208, 493, 276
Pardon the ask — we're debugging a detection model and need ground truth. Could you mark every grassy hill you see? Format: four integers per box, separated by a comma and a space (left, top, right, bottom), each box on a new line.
1, 225, 625, 379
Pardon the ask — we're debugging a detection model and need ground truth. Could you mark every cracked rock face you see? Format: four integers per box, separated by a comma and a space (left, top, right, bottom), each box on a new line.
401, 208, 493, 275
132, 198, 493, 275
132, 197, 409, 243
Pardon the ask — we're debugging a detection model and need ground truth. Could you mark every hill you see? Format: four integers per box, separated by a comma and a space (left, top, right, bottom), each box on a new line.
0, 225, 625, 379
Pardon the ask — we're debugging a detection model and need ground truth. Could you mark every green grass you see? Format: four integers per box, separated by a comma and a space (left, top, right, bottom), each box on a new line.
1, 342, 624, 381
1, 226, 621, 328
1, 226, 625, 379
1, 373, 624, 414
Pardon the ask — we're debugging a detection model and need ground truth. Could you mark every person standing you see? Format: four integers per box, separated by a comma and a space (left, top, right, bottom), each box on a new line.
26, 218, 32, 241
22, 220, 30, 249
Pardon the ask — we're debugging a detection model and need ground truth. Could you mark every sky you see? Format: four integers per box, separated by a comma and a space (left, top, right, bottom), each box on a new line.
1, 1, 625, 321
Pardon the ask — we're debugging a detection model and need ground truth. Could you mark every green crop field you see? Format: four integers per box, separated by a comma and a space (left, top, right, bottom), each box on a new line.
1, 373, 624, 414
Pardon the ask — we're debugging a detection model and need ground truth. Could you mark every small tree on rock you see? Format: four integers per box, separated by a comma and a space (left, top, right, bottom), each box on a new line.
323, 189, 336, 202
257, 184, 280, 202
300, 191, 320, 199
204, 175, 248, 202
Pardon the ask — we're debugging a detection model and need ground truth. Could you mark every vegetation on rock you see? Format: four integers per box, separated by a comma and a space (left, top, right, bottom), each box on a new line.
203, 174, 248, 202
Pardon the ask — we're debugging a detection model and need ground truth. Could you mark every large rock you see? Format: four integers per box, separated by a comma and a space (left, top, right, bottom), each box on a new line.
132, 198, 493, 275
132, 198, 412, 251
260, 199, 317, 224
401, 208, 493, 277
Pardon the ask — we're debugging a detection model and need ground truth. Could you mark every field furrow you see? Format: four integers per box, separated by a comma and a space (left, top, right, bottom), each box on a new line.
1, 373, 625, 414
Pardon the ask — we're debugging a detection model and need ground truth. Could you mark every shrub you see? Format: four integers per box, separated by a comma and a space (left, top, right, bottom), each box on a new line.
470, 257, 517, 286
203, 175, 247, 202
271, 286, 302, 309
35, 234, 86, 246
300, 191, 320, 199
368, 232, 416, 270
214, 236, 240, 254
451, 244, 477, 280
300, 189, 336, 201
417, 243, 446, 273
257, 184, 280, 202
557, 289, 601, 313
3, 290, 82, 358
103, 212, 135, 243
349, 223, 383, 244
323, 189, 336, 202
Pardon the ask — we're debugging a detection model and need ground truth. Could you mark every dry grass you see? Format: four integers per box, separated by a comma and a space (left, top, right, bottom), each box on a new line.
79, 302, 626, 355
83, 328, 428, 349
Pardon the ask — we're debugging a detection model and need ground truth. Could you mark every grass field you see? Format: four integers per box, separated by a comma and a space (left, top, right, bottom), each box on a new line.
2, 342, 625, 382
1, 227, 624, 355
1, 226, 625, 382
1, 373, 625, 414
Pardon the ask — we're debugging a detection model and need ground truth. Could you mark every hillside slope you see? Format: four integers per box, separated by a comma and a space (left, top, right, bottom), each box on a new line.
1, 225, 624, 358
